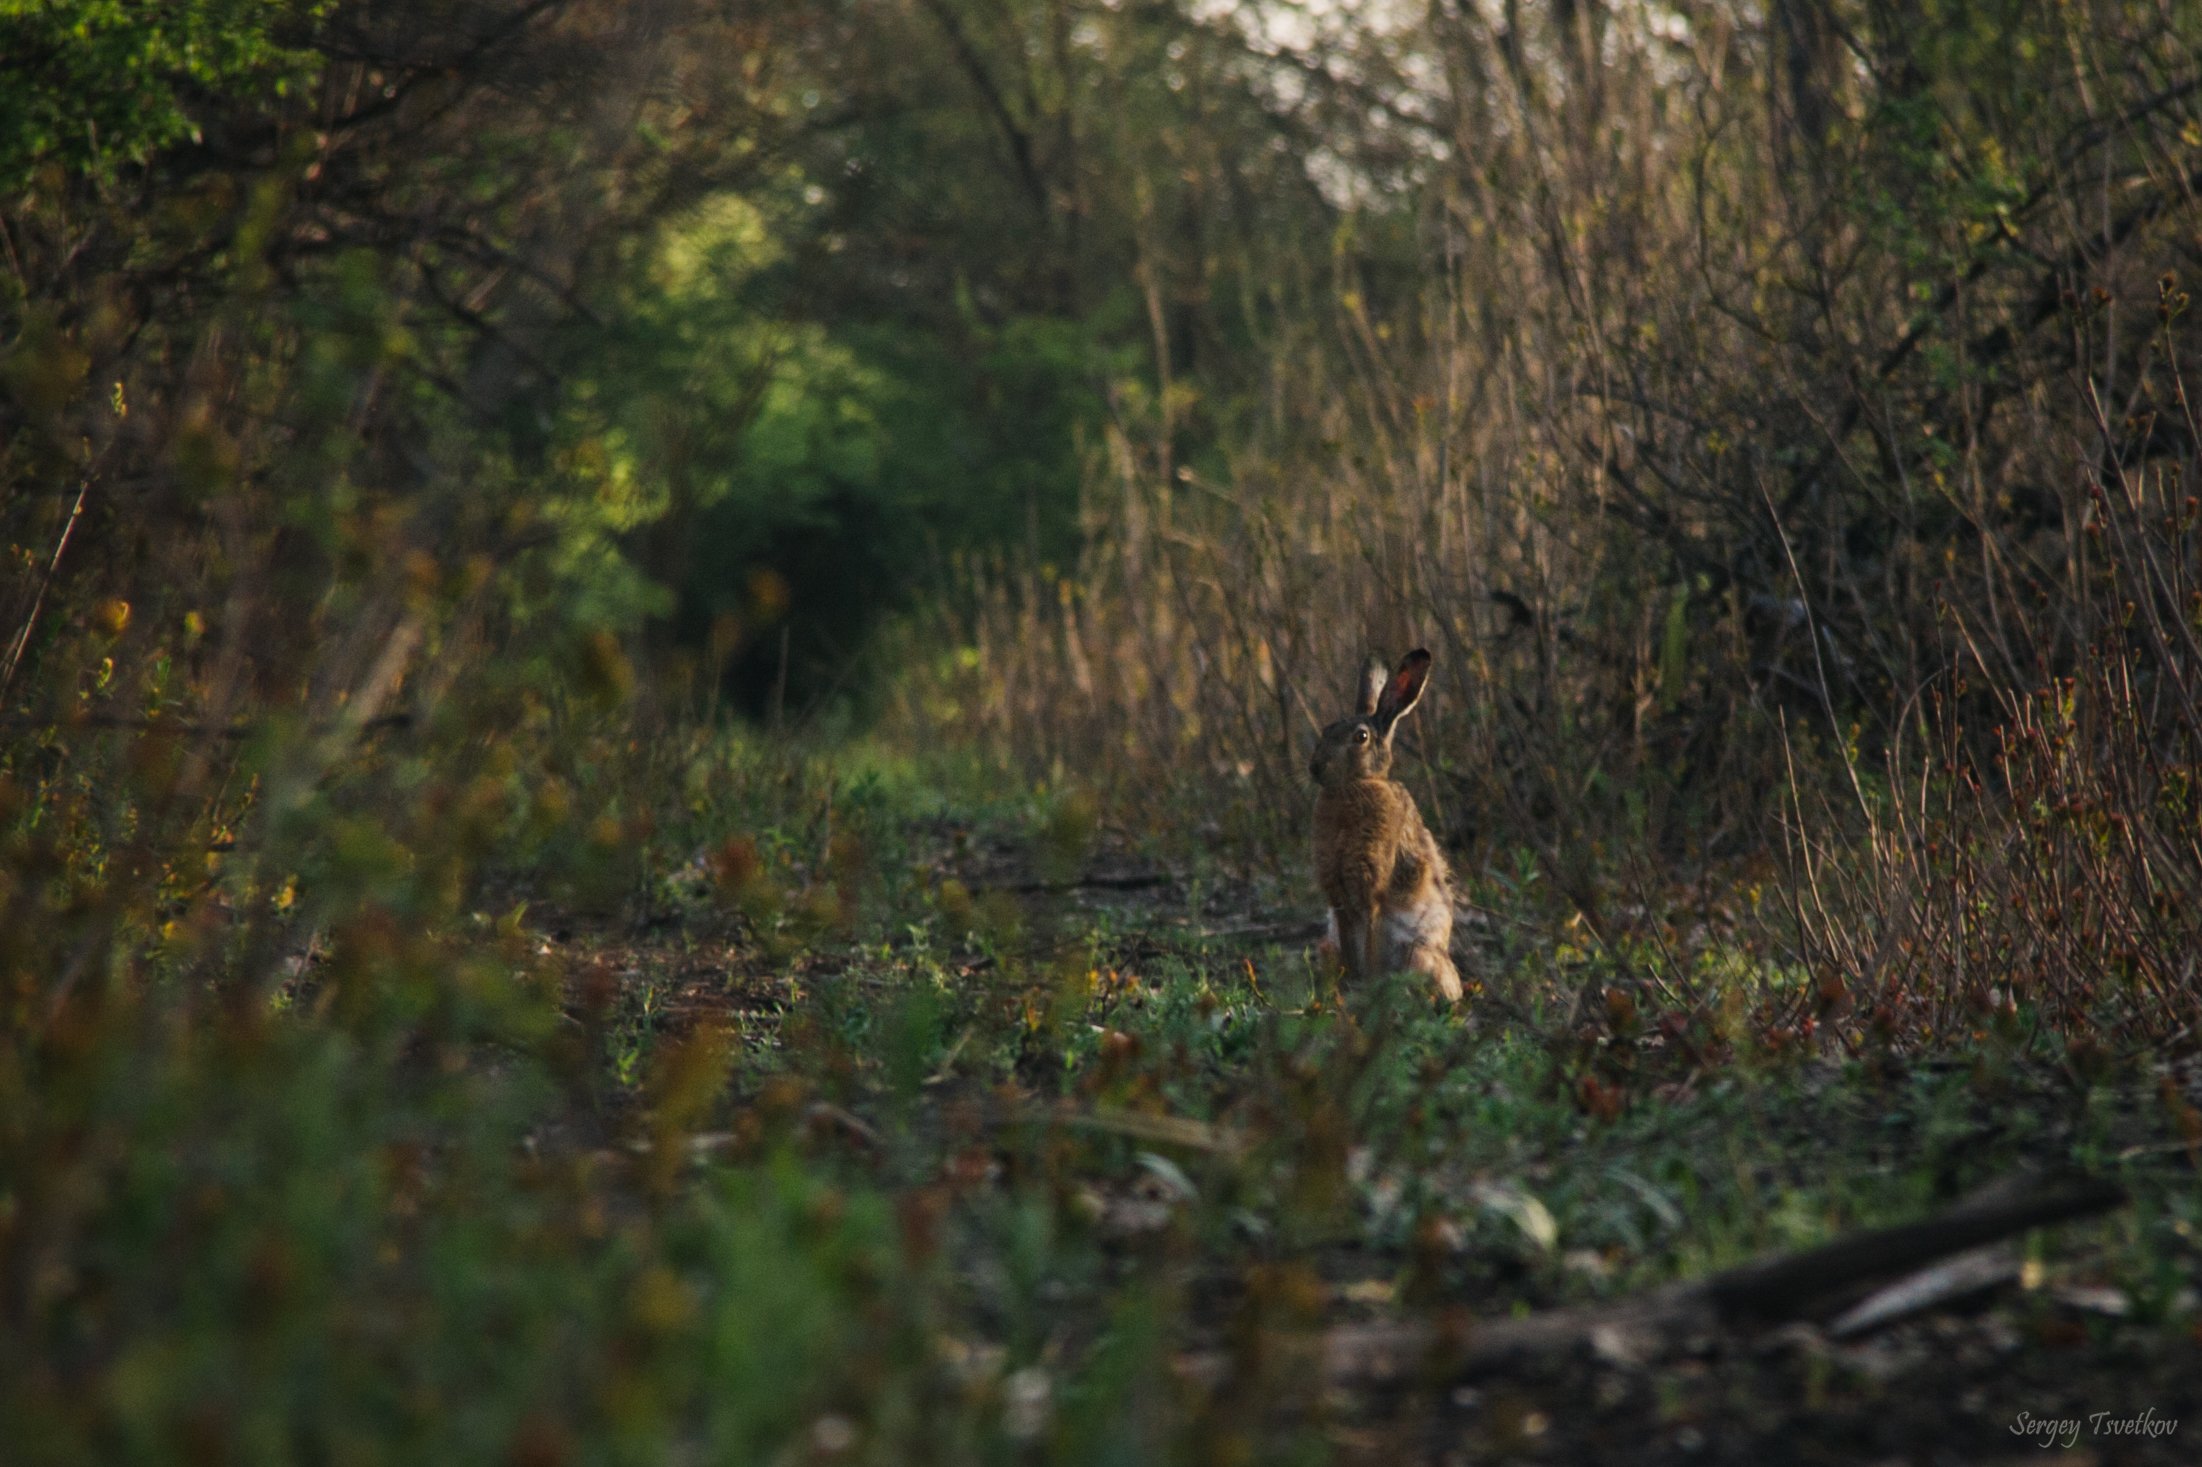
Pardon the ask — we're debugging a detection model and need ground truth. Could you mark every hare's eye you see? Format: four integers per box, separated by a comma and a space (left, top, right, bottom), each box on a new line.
1354, 727, 1369, 744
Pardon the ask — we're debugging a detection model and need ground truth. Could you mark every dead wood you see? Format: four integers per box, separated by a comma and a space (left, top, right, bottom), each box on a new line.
976, 870, 1176, 895
1054, 1104, 1246, 1155
1695, 1169, 2120, 1323
1179, 1170, 2125, 1390
1193, 918, 1327, 946
1826, 1245, 2020, 1339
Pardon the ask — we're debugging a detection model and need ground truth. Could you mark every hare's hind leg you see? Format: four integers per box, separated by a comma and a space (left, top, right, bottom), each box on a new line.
1411, 945, 1464, 1004
1385, 897, 1462, 1003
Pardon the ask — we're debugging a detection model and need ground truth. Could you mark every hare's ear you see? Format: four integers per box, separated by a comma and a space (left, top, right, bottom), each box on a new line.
1372, 648, 1432, 734
1353, 655, 1387, 717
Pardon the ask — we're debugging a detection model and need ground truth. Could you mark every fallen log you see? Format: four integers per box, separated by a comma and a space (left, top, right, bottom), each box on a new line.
1179, 1169, 2125, 1389
1826, 1244, 2019, 1339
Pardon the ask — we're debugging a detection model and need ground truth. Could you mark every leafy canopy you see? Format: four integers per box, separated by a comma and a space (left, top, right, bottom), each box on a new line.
0, 1, 331, 192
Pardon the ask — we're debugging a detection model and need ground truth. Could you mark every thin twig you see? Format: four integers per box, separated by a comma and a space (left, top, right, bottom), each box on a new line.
1, 480, 88, 700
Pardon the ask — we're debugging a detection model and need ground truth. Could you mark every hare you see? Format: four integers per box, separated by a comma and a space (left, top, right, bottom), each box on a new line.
1310, 648, 1464, 1003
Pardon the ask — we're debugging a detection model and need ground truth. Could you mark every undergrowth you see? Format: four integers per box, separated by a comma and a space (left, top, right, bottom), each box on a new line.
7, 728, 2197, 1464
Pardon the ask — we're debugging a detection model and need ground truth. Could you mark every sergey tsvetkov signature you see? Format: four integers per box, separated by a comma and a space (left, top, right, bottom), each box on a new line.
2011, 1410, 2179, 1449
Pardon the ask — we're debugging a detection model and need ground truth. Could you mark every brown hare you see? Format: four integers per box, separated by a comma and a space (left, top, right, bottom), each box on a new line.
1310, 648, 1464, 1003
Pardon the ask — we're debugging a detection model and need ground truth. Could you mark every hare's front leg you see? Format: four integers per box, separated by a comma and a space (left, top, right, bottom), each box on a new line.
1330, 906, 1379, 983
1360, 910, 1385, 981
1321, 898, 1374, 978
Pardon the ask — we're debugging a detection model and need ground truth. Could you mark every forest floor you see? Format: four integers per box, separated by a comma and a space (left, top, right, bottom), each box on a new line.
535, 776, 2202, 1467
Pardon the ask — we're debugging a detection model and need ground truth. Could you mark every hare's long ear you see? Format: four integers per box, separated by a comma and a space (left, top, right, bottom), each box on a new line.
1372, 648, 1432, 735
1353, 655, 1387, 717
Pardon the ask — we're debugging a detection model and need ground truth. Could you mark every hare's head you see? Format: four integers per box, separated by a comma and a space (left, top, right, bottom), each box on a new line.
1310, 648, 1431, 788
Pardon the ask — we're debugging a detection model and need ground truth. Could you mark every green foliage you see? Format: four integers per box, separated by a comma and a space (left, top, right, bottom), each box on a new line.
0, 0, 327, 192
557, 180, 1128, 714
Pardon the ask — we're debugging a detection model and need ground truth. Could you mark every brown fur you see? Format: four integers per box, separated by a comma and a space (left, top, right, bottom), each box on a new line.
1309, 649, 1463, 1003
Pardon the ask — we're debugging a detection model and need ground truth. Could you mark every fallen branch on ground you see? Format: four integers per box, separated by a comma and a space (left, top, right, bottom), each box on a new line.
1179, 1170, 2125, 1389
975, 870, 1176, 895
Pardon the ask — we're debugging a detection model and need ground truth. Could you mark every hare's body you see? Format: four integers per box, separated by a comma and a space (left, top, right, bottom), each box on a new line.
1309, 650, 1463, 1003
